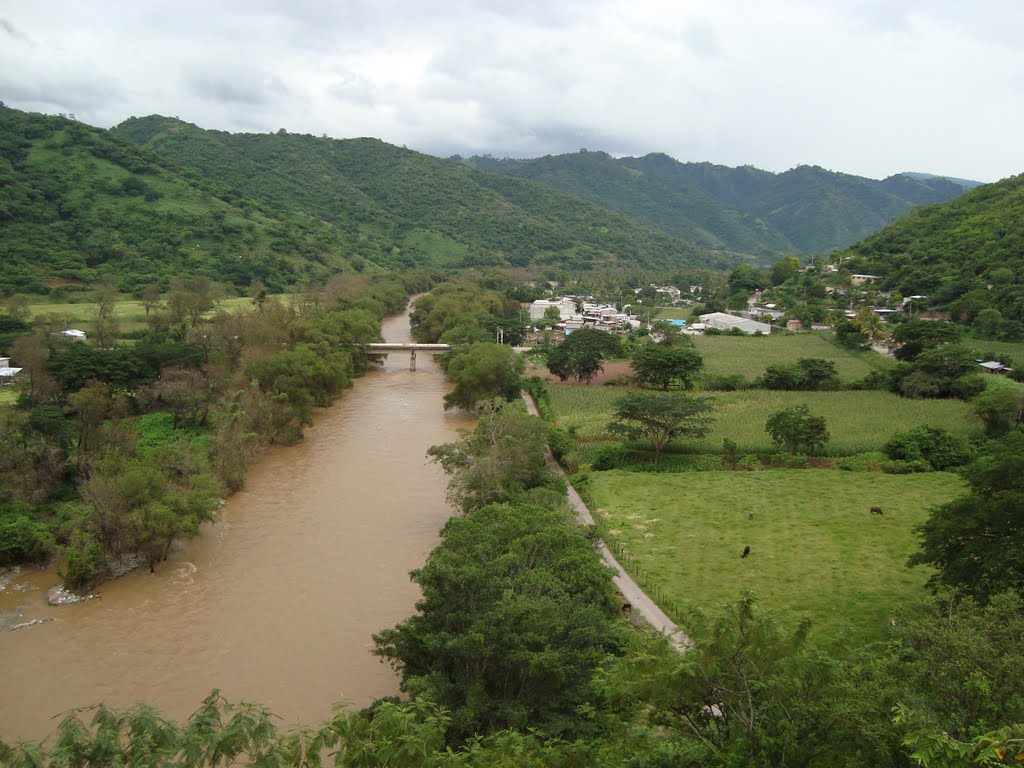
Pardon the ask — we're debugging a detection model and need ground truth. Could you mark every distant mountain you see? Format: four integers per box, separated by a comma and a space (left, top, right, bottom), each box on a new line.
899, 172, 985, 189
0, 105, 740, 296
841, 173, 1024, 329
113, 115, 730, 277
457, 152, 975, 258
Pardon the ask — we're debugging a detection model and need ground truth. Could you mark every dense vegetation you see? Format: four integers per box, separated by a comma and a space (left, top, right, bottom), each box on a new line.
460, 150, 973, 257
841, 173, 1024, 335
0, 270, 435, 586
0, 107, 367, 295
112, 114, 728, 276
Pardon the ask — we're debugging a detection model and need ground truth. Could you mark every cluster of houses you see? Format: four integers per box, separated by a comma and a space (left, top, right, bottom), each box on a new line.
528, 298, 640, 334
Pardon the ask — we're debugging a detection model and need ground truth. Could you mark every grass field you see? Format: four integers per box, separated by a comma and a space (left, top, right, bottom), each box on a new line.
25, 295, 275, 335
0, 388, 17, 405
963, 336, 1024, 363
588, 469, 965, 647
693, 332, 892, 382
548, 385, 981, 454
654, 306, 694, 321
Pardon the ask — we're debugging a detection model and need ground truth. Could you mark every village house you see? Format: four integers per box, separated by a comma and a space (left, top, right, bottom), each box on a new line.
976, 360, 1012, 375
0, 357, 22, 385
699, 312, 772, 335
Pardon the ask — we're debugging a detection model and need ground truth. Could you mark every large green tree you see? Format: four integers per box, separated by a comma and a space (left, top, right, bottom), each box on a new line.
909, 432, 1024, 599
440, 343, 524, 411
427, 401, 551, 513
765, 405, 829, 454
373, 500, 621, 744
545, 328, 621, 384
607, 391, 714, 463
631, 341, 703, 390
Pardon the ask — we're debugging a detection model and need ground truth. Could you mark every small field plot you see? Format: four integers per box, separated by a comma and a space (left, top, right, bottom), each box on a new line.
693, 333, 891, 382
588, 469, 964, 647
964, 337, 1024, 363
548, 385, 980, 454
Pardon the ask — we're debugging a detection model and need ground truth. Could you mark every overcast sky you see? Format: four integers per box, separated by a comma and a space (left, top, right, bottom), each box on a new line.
1, 0, 1021, 182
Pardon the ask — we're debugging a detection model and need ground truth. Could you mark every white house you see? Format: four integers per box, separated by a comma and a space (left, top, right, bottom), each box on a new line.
699, 312, 772, 335
528, 298, 577, 321
0, 365, 22, 385
56, 329, 87, 340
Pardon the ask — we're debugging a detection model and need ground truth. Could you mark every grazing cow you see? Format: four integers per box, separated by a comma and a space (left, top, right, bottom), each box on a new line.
748, 512, 754, 521
741, 545, 751, 558
870, 506, 883, 515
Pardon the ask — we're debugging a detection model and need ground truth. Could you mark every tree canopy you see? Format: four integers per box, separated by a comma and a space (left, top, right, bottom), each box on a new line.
607, 391, 714, 463
909, 432, 1024, 599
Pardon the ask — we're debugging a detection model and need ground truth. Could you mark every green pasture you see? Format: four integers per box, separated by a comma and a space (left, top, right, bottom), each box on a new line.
964, 337, 1024, 364
0, 388, 17, 405
548, 385, 980, 454
588, 469, 965, 647
25, 295, 278, 335
653, 306, 694, 321
693, 332, 892, 382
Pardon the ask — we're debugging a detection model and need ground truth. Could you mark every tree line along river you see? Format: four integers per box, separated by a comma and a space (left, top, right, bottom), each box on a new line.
0, 304, 472, 743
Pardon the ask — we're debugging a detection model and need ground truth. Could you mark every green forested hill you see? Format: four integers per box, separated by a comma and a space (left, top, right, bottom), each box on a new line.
841, 173, 1024, 330
0, 107, 731, 296
460, 151, 793, 257
0, 107, 372, 295
460, 151, 974, 257
113, 115, 731, 275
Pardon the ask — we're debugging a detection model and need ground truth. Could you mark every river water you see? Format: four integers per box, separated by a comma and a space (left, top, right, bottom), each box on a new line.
0, 305, 468, 743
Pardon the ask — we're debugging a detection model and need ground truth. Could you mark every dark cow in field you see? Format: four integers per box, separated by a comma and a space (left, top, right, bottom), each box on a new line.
741, 545, 751, 558
870, 506, 883, 515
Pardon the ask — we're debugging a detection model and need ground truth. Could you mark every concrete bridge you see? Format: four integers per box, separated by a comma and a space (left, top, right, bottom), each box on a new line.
364, 342, 451, 371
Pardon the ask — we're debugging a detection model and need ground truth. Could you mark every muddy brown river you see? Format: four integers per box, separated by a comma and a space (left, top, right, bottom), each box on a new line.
0, 306, 469, 743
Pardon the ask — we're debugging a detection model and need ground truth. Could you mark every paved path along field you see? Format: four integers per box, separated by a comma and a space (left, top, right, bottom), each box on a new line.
521, 391, 690, 653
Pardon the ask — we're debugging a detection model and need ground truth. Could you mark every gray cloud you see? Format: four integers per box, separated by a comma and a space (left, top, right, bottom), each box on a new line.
0, 0, 1020, 181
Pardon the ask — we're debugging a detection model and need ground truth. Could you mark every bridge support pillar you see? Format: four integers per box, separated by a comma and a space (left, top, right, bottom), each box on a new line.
410, 348, 417, 371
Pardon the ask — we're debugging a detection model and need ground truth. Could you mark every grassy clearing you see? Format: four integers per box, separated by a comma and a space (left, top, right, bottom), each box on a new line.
588, 469, 964, 647
653, 306, 694, 321
963, 336, 1024, 363
0, 388, 17, 405
693, 332, 892, 382
548, 385, 980, 454
24, 295, 281, 336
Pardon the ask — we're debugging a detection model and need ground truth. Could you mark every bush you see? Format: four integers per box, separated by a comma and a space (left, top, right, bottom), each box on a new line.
0, 503, 53, 565
836, 452, 888, 472
883, 426, 975, 471
881, 458, 933, 474
737, 454, 763, 471
588, 442, 633, 471
547, 426, 576, 464
702, 373, 749, 391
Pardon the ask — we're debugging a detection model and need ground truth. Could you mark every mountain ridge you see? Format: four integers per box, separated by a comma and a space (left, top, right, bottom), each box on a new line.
456, 150, 977, 257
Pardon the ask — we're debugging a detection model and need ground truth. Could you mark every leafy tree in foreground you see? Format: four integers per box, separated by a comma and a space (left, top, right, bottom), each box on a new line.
765, 405, 829, 454
607, 391, 714, 464
909, 432, 1024, 599
631, 341, 703, 390
440, 342, 524, 411
602, 595, 856, 767
373, 500, 621, 744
